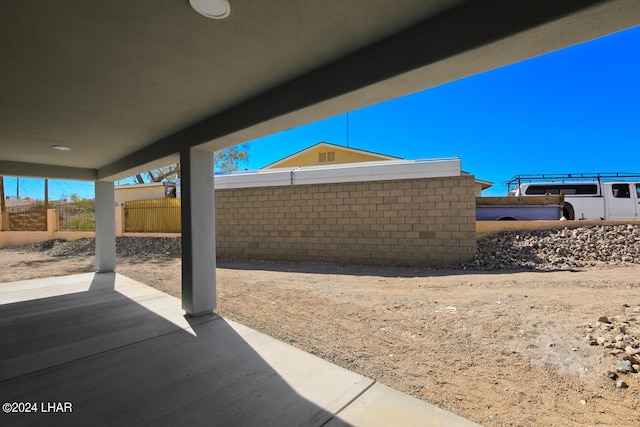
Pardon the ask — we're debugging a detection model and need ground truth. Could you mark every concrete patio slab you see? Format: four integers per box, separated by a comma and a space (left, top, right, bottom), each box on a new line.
0, 273, 479, 426
326, 382, 479, 427
0, 273, 210, 381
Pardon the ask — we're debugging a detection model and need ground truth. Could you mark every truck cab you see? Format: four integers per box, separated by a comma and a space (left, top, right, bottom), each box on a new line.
605, 182, 640, 220
506, 173, 640, 220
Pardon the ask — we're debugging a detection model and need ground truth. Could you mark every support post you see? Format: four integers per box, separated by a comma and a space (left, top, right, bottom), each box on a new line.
44, 179, 49, 211
0, 176, 6, 213
0, 176, 5, 231
180, 148, 216, 316
95, 181, 116, 273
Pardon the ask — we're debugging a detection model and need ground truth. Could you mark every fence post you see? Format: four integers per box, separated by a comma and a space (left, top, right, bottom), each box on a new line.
47, 209, 58, 237
115, 205, 124, 236
0, 212, 7, 231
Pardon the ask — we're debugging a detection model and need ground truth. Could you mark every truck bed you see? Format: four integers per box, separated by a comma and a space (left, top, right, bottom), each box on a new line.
476, 205, 563, 221
476, 194, 564, 206
476, 194, 564, 221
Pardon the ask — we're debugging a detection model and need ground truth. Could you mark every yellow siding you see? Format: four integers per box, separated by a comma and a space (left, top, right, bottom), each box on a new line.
265, 146, 391, 168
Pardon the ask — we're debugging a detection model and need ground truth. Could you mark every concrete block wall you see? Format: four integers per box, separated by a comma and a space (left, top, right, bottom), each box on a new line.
215, 175, 476, 266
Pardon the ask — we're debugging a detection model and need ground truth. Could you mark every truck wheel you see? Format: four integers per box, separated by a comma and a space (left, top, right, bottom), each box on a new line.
563, 203, 574, 220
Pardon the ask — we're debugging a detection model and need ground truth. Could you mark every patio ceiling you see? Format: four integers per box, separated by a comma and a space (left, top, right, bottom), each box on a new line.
0, 0, 638, 181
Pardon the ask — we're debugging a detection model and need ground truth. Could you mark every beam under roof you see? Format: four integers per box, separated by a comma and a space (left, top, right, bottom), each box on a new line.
0, 161, 97, 181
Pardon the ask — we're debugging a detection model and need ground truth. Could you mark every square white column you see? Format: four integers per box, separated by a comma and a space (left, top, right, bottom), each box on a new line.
95, 181, 116, 273
180, 148, 216, 316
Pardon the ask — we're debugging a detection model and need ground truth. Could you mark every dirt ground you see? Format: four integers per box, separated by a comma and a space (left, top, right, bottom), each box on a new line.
1, 249, 639, 426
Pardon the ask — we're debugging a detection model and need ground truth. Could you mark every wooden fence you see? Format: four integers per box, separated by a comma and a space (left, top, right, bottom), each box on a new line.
124, 198, 181, 232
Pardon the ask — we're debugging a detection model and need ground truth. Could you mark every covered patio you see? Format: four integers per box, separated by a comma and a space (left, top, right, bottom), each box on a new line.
0, 273, 477, 426
1, 0, 639, 425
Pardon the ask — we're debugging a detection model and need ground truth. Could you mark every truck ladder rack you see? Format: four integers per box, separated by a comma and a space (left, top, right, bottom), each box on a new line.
504, 172, 640, 188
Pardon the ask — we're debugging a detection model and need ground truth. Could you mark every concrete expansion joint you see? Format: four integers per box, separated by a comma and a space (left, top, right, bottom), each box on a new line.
322, 379, 377, 425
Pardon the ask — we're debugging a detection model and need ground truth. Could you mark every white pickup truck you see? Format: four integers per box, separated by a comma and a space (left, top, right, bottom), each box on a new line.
506, 173, 640, 220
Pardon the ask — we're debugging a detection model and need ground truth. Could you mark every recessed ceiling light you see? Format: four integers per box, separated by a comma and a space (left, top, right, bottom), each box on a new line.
190, 0, 230, 19
52, 145, 71, 151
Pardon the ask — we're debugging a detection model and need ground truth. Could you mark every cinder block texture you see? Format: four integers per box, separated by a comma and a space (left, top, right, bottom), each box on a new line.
215, 176, 476, 266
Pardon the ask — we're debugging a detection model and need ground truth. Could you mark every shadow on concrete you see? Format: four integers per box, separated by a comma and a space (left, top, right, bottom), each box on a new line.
0, 273, 351, 426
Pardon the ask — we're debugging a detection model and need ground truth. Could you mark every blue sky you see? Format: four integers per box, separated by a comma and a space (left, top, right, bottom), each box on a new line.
245, 25, 640, 196
2, 177, 95, 201
4, 25, 638, 200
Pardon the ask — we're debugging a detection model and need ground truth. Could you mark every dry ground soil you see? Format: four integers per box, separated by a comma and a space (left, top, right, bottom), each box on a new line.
1, 248, 639, 426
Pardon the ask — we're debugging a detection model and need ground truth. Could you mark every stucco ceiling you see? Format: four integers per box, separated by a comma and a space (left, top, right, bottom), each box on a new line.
0, 0, 638, 181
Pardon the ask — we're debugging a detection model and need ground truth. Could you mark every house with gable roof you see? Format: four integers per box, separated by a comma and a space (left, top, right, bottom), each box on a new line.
261, 142, 493, 195
261, 142, 400, 169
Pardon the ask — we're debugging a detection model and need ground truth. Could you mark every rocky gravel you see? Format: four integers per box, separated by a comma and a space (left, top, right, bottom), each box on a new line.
461, 224, 640, 270
581, 311, 640, 388
15, 224, 640, 271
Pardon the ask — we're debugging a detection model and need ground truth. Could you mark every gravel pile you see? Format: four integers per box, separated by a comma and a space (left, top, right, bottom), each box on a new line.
114, 237, 181, 258
19, 237, 182, 259
461, 224, 640, 271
